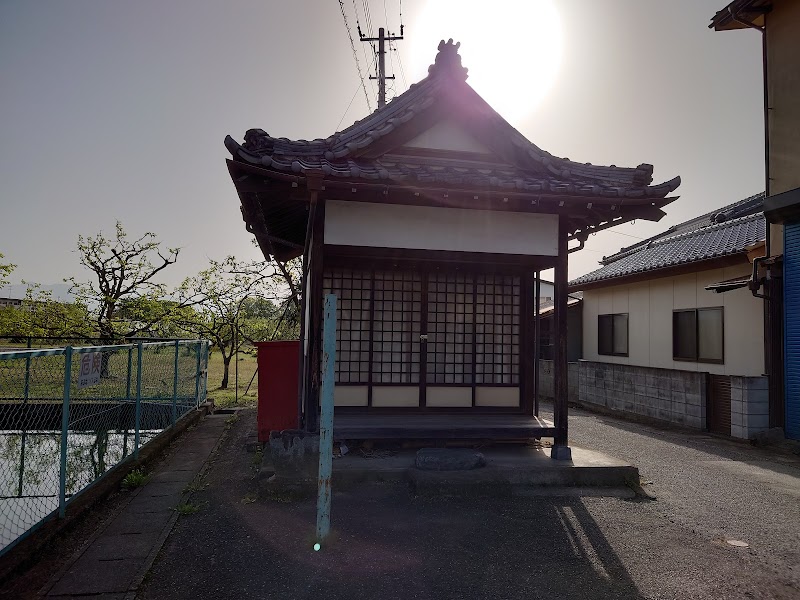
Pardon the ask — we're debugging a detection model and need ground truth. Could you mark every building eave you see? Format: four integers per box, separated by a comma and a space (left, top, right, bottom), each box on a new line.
569, 253, 751, 293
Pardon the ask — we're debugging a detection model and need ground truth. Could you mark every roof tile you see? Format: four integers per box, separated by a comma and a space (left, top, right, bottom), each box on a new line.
570, 210, 766, 288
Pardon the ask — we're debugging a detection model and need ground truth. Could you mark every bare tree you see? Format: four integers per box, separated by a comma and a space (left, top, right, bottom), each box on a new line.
177, 256, 294, 389
66, 222, 180, 340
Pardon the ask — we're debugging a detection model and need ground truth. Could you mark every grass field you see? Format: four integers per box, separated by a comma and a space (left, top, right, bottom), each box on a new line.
0, 343, 202, 402
205, 349, 258, 409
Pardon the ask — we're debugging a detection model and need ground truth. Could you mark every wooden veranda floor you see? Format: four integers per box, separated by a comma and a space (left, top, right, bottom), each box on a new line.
333, 413, 555, 440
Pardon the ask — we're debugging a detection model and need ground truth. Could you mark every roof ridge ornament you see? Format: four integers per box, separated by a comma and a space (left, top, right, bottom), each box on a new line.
428, 39, 469, 81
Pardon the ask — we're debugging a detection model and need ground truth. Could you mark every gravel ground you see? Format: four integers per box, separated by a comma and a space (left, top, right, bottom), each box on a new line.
139, 408, 800, 600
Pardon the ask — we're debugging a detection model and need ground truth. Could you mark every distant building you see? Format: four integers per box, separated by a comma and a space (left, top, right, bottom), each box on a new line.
0, 297, 23, 309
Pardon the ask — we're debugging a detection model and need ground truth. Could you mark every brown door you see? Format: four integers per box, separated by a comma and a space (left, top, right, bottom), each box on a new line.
708, 375, 732, 436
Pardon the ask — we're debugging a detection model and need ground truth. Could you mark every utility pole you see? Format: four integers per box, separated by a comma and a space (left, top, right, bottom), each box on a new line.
360, 26, 404, 108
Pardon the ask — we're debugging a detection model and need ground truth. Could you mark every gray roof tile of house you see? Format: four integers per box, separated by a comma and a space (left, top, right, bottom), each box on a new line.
569, 200, 766, 289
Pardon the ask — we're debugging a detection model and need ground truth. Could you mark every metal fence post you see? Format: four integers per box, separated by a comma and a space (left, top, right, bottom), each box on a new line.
316, 294, 337, 546
125, 346, 133, 401
59, 346, 73, 518
19, 337, 32, 498
23, 336, 31, 402
134, 342, 143, 459
194, 341, 202, 406
172, 340, 179, 425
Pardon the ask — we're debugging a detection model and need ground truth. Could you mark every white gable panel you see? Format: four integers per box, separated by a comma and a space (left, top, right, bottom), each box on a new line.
402, 119, 492, 154
324, 200, 558, 256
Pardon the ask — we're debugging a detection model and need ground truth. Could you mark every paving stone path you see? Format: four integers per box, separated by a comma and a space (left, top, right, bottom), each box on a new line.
40, 414, 229, 599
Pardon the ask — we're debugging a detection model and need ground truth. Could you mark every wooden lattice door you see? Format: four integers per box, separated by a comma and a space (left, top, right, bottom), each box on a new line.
324, 266, 520, 409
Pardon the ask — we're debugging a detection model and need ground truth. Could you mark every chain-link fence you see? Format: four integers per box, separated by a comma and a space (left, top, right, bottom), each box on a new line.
0, 336, 189, 352
0, 340, 209, 557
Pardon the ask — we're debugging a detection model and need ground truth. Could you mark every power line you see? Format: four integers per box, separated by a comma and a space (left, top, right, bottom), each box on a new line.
604, 230, 646, 240
361, 0, 374, 37
393, 42, 407, 90
352, 0, 377, 97
384, 0, 396, 96
338, 0, 372, 112
336, 81, 364, 131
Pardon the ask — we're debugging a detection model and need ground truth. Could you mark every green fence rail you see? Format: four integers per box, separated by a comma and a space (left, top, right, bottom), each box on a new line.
0, 339, 210, 556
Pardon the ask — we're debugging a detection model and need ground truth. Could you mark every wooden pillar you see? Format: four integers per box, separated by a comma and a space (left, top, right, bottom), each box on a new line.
521, 271, 534, 415
552, 217, 571, 459
302, 180, 326, 433
534, 271, 541, 417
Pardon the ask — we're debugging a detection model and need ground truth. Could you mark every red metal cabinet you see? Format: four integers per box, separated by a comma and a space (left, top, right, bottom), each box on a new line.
255, 340, 300, 442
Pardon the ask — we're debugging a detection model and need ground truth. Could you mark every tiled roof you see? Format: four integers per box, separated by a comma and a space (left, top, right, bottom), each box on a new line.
225, 40, 680, 200
600, 192, 764, 265
569, 209, 766, 288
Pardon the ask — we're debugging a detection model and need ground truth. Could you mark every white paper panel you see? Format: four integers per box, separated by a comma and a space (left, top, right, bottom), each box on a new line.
475, 387, 520, 407
334, 386, 369, 407
426, 387, 472, 407
372, 386, 420, 407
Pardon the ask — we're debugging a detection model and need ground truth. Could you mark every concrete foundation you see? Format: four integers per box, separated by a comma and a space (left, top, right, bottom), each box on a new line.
264, 430, 320, 496
731, 376, 770, 439
577, 360, 707, 429
261, 444, 641, 498
575, 361, 771, 439
536, 360, 579, 402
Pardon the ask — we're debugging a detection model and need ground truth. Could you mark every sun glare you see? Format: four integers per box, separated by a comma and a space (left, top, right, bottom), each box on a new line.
411, 0, 563, 125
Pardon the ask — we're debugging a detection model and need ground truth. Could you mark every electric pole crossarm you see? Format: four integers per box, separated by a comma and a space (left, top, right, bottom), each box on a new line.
359, 27, 404, 108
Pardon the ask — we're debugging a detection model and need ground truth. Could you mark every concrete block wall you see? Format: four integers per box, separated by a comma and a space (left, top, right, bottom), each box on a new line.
536, 360, 579, 402
730, 376, 769, 439
577, 360, 707, 429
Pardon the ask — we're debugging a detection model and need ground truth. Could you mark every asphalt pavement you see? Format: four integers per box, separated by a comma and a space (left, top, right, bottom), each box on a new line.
138, 407, 800, 600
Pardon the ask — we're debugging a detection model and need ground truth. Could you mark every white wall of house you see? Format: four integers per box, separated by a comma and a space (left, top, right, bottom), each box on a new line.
581, 262, 764, 377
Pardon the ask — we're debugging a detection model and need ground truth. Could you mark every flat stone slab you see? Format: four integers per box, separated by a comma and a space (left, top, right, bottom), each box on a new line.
47, 556, 144, 596
409, 467, 512, 497
42, 414, 230, 598
415, 448, 486, 471
82, 531, 162, 560
326, 445, 639, 495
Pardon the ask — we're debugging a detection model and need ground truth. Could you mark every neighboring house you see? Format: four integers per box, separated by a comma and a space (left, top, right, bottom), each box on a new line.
225, 40, 680, 453
711, 0, 800, 440
569, 193, 769, 439
0, 297, 22, 309
537, 293, 583, 362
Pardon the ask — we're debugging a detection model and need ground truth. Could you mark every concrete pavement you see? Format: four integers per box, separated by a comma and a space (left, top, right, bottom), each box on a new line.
38, 413, 230, 599
137, 408, 800, 599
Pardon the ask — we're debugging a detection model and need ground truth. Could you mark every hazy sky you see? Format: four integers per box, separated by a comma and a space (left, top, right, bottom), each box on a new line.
0, 0, 764, 292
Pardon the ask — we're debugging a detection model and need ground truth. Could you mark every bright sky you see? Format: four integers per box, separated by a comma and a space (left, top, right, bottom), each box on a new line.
0, 0, 764, 292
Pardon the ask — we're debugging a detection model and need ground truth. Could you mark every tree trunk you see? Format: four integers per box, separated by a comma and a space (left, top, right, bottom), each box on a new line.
221, 354, 231, 389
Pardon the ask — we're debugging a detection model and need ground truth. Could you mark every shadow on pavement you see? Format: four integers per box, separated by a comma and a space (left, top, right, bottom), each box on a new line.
541, 402, 800, 482
139, 411, 644, 600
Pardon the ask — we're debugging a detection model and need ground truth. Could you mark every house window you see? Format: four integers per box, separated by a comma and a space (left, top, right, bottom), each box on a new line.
673, 308, 724, 363
598, 313, 628, 356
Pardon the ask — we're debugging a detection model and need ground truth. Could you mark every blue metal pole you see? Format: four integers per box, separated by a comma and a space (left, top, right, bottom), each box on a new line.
134, 342, 143, 459
202, 341, 209, 404
194, 341, 201, 405
316, 294, 337, 545
172, 340, 179, 425
59, 347, 73, 518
